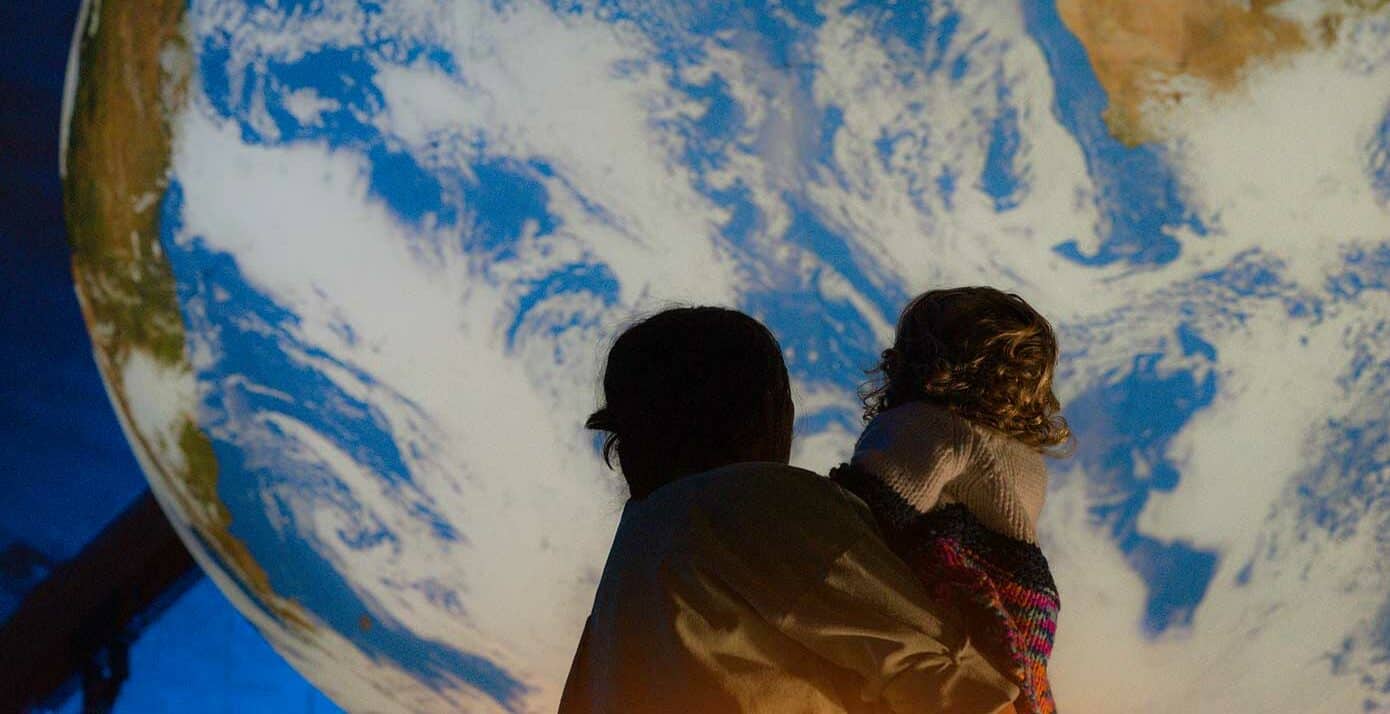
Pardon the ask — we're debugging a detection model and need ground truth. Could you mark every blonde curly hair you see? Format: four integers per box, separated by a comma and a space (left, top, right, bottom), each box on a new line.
861, 286, 1075, 457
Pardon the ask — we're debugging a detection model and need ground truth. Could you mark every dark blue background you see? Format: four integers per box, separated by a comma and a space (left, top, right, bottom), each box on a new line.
0, 2, 338, 710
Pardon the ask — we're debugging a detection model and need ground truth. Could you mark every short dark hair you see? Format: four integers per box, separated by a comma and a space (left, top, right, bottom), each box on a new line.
586, 306, 794, 499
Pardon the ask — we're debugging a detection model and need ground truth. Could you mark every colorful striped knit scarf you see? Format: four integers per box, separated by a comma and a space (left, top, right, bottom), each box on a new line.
830, 463, 1060, 714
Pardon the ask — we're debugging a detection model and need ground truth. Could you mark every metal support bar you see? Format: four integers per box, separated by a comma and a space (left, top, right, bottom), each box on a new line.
0, 490, 199, 712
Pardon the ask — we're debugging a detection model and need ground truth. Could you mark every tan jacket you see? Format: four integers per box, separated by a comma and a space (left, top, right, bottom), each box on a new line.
559, 462, 1019, 713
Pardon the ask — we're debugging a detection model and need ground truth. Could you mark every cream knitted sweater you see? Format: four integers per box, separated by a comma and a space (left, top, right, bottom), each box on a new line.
849, 401, 1049, 543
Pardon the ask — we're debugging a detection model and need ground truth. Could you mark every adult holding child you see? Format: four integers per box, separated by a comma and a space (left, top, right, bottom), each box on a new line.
559, 305, 1020, 713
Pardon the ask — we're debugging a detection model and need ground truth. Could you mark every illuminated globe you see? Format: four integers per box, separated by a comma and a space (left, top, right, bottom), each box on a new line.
62, 1, 1390, 711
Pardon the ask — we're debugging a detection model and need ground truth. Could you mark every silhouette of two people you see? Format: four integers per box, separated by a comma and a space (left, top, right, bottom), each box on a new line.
562, 291, 1071, 713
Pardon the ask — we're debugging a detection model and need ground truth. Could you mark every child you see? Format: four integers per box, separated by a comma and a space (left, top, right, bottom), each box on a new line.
830, 286, 1074, 714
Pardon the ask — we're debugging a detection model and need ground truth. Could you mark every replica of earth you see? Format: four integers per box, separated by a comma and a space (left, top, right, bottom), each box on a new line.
60, 0, 1390, 712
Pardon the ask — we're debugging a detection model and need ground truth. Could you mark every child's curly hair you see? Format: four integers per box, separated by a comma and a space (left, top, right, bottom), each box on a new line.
861, 286, 1075, 457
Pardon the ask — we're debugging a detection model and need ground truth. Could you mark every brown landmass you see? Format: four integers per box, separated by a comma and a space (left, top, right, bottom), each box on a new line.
61, 0, 310, 631
1058, 0, 1389, 145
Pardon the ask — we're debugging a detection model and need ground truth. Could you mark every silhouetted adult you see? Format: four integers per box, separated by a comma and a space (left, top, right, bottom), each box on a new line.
559, 306, 1018, 713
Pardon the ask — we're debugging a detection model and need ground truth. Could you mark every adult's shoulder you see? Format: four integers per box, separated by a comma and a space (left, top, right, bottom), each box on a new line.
665, 463, 883, 612
686, 461, 873, 527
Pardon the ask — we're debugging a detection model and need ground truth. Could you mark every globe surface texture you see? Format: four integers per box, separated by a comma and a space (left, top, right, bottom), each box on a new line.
61, 1, 1390, 712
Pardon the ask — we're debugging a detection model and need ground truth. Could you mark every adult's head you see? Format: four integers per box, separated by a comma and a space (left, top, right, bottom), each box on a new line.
862, 286, 1073, 456
586, 306, 794, 499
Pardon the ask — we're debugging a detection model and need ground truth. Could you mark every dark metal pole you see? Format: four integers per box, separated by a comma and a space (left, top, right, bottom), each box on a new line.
0, 490, 199, 713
